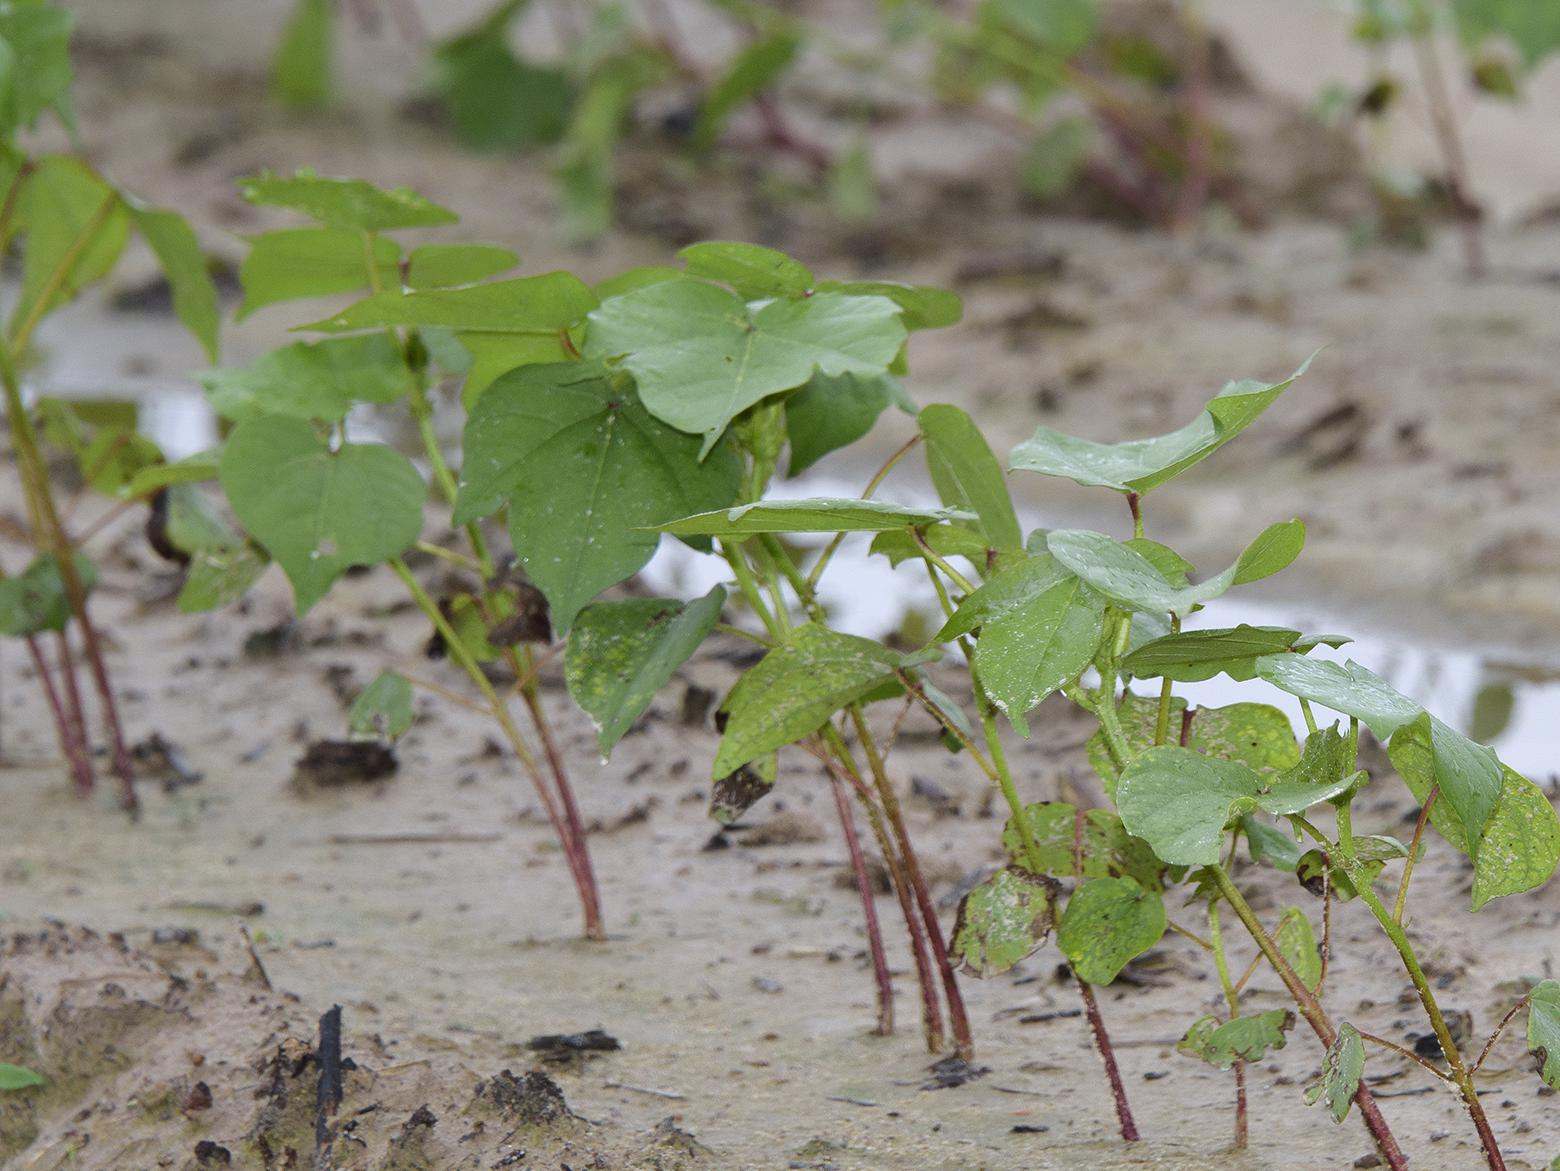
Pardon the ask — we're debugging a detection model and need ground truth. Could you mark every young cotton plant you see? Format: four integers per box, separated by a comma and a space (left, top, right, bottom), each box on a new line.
0, 1, 222, 812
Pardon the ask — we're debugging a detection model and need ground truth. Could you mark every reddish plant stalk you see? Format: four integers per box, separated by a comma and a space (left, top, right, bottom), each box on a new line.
24, 634, 94, 792
830, 772, 894, 1036
520, 682, 604, 941
52, 631, 96, 795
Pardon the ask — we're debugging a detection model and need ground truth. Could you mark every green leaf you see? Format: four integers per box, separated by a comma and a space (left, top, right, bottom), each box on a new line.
453, 363, 740, 632
1180, 1010, 1294, 1070
655, 497, 970, 538
1254, 654, 1424, 740
785, 371, 905, 477
564, 586, 725, 756
0, 3, 73, 134
1004, 803, 1165, 890
1280, 724, 1354, 788
712, 623, 910, 776
1275, 907, 1322, 991
1528, 980, 1560, 1090
0, 1063, 45, 1091
405, 243, 519, 289
178, 542, 269, 613
1046, 529, 1229, 616
0, 553, 96, 636
219, 417, 425, 613
1117, 746, 1358, 866
201, 335, 407, 423
272, 0, 332, 108
431, 22, 572, 150
1021, 117, 1092, 198
693, 31, 799, 151
126, 451, 221, 496
1243, 816, 1302, 872
240, 171, 458, 231
237, 228, 400, 319
161, 483, 240, 556
870, 524, 993, 571
349, 671, 413, 739
813, 280, 962, 331
11, 156, 128, 336
986, 0, 1097, 55
1452, 0, 1560, 69
1389, 720, 1559, 909
920, 404, 1022, 551
1057, 877, 1166, 985
1122, 625, 1304, 683
585, 277, 906, 455
678, 241, 813, 300
1234, 518, 1305, 583
307, 270, 593, 334
1391, 713, 1503, 857
1305, 1023, 1365, 1123
951, 866, 1058, 978
1010, 359, 1309, 493
128, 205, 220, 359
1189, 702, 1301, 774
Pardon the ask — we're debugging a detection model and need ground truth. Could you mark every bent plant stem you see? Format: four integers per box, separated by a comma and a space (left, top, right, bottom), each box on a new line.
1339, 850, 1507, 1170
829, 767, 895, 1035
389, 558, 601, 939
819, 724, 944, 1051
0, 341, 136, 810
1208, 900, 1247, 1150
1209, 865, 1409, 1171
25, 634, 93, 792
1393, 784, 1437, 923
849, 703, 975, 1060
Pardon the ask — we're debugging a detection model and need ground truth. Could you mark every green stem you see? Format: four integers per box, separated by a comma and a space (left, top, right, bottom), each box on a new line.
721, 540, 783, 640
912, 528, 976, 594
1298, 697, 1319, 736
1393, 785, 1437, 924
759, 533, 824, 624
806, 432, 923, 591
1209, 899, 1248, 1150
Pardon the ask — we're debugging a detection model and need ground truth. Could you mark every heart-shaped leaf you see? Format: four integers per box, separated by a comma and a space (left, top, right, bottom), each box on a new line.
1056, 877, 1166, 985
951, 866, 1058, 978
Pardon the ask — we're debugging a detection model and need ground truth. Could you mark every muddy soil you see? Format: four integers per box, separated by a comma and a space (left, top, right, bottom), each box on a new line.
3, 2, 1560, 1168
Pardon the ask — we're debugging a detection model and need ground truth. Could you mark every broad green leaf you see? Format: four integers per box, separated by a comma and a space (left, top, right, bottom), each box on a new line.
1452, 0, 1560, 69
564, 586, 725, 756
162, 483, 239, 555
1010, 360, 1308, 493
0, 554, 96, 636
1234, 518, 1305, 583
453, 363, 740, 632
986, 0, 1097, 55
431, 21, 572, 151
349, 671, 413, 739
272, 0, 332, 108
951, 866, 1058, 977
1117, 746, 1358, 866
594, 266, 682, 300
1528, 980, 1560, 1090
1243, 816, 1302, 872
1003, 803, 1164, 890
813, 280, 962, 331
1389, 721, 1559, 909
1122, 625, 1304, 683
1275, 907, 1322, 990
1390, 713, 1502, 856
405, 243, 519, 288
655, 497, 970, 538
693, 31, 799, 151
712, 623, 910, 776
127, 452, 221, 496
237, 228, 400, 319
1057, 876, 1166, 985
128, 205, 220, 359
1179, 1009, 1294, 1070
179, 542, 269, 613
936, 553, 1070, 641
219, 417, 425, 613
585, 277, 906, 455
1186, 702, 1301, 774
920, 404, 1022, 551
11, 156, 128, 337
785, 371, 906, 477
0, 3, 73, 133
679, 241, 813, 300
304, 271, 595, 334
0, 1063, 45, 1091
239, 171, 458, 231
1305, 1023, 1365, 1123
201, 335, 406, 423
1254, 654, 1423, 740
458, 333, 582, 405
869, 524, 994, 571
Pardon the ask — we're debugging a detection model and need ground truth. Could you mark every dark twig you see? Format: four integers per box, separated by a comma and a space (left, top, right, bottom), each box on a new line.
315, 1004, 344, 1153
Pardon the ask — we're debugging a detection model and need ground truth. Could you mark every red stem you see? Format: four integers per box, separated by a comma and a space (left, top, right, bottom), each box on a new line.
830, 772, 894, 1036
1233, 1059, 1248, 1149
521, 685, 604, 941
1073, 809, 1140, 1140
52, 631, 96, 796
25, 634, 94, 792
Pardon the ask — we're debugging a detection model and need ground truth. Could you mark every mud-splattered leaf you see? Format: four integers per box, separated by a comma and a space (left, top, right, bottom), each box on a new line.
565, 586, 725, 756
219, 417, 424, 613
1003, 803, 1164, 890
454, 363, 740, 633
713, 624, 911, 776
585, 277, 905, 455
1010, 360, 1308, 494
1275, 907, 1322, 991
1527, 980, 1560, 1090
1056, 877, 1165, 985
349, 671, 413, 739
1306, 1023, 1365, 1123
710, 753, 776, 825
951, 866, 1058, 978
1179, 1009, 1294, 1070
920, 404, 1022, 551
1187, 702, 1300, 774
